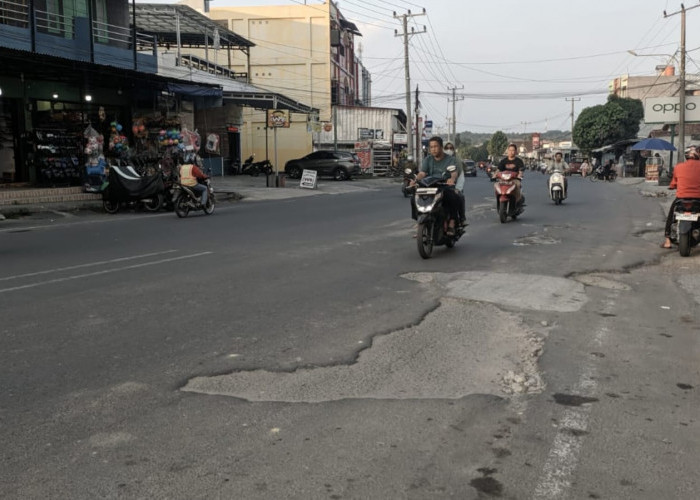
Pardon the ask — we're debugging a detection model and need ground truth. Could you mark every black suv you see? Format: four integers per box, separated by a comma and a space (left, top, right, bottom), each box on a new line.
285, 150, 361, 181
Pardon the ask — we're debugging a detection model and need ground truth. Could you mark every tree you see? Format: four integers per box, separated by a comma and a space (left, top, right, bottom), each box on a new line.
573, 95, 643, 152
488, 131, 509, 159
466, 143, 489, 162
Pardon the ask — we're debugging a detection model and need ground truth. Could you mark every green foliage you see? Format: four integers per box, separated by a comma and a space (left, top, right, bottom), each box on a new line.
488, 131, 509, 158
573, 96, 644, 152
465, 143, 489, 162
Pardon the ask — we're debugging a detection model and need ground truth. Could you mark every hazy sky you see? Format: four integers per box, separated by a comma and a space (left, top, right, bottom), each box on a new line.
137, 0, 700, 135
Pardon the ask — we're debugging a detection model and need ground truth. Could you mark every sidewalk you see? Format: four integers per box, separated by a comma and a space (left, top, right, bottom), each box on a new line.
0, 174, 400, 220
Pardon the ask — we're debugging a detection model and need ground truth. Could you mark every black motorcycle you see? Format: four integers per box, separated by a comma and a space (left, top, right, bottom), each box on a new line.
241, 154, 274, 176
102, 164, 164, 214
402, 167, 416, 197
670, 198, 700, 256
173, 178, 216, 218
414, 165, 464, 259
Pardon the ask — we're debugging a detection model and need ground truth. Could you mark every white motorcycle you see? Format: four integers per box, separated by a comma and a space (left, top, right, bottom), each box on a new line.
548, 169, 566, 205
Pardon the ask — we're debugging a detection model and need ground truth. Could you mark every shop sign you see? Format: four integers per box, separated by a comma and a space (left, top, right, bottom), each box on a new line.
644, 95, 700, 123
300, 169, 318, 189
358, 128, 384, 140
267, 109, 290, 128
394, 133, 408, 145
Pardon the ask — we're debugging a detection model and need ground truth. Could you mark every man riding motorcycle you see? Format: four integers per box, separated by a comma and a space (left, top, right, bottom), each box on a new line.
498, 144, 525, 204
410, 136, 463, 236
662, 145, 700, 248
547, 151, 569, 196
179, 150, 209, 207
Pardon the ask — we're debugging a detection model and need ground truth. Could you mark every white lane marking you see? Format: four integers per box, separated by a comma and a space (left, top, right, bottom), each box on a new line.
0, 250, 178, 281
532, 319, 611, 500
0, 252, 212, 293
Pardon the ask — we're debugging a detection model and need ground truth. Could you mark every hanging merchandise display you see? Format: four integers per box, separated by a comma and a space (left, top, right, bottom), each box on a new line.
109, 120, 129, 154
83, 124, 107, 192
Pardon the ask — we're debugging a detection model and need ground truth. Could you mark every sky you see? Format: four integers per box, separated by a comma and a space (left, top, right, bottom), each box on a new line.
137, 0, 700, 135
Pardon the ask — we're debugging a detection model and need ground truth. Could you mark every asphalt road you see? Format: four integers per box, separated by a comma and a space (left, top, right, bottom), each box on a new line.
1, 172, 698, 499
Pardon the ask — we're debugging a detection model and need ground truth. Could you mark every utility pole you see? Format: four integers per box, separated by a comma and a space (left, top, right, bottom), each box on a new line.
394, 9, 426, 162
415, 85, 422, 164
565, 97, 580, 143
447, 85, 464, 144
520, 121, 532, 134
664, 3, 700, 173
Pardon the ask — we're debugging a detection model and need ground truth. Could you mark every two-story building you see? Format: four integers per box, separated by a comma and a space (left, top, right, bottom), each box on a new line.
205, 1, 405, 172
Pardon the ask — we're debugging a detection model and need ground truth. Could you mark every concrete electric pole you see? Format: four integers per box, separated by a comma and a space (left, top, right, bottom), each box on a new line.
394, 9, 426, 162
664, 3, 700, 168
447, 85, 464, 145
565, 97, 581, 144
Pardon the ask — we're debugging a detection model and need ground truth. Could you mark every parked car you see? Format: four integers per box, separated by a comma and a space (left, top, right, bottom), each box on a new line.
568, 157, 584, 176
463, 159, 477, 177
284, 150, 361, 180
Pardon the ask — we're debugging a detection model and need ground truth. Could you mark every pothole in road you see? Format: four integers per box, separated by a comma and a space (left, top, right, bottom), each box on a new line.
182, 298, 545, 402
572, 274, 631, 291
513, 234, 561, 246
181, 272, 586, 402
405, 271, 588, 312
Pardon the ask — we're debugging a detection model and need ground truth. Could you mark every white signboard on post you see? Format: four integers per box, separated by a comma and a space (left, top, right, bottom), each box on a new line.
299, 169, 318, 189
644, 95, 700, 123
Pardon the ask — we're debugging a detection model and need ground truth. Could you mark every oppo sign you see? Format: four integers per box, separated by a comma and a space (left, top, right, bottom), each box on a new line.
644, 96, 700, 123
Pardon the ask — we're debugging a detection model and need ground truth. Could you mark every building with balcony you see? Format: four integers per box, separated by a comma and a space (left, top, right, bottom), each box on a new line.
206, 1, 382, 168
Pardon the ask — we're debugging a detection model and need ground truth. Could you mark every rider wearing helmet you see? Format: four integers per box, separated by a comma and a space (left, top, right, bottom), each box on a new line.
662, 145, 700, 248
179, 148, 209, 207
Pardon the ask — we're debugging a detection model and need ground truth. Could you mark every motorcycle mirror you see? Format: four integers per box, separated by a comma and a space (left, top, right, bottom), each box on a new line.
446, 165, 457, 173
404, 168, 413, 175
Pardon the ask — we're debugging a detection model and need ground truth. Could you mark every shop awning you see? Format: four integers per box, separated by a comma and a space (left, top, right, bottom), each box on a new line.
133, 3, 254, 49
338, 18, 362, 36
221, 80, 317, 114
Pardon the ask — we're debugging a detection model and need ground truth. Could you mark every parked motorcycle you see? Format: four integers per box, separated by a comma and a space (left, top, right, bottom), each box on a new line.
402, 167, 415, 197
494, 169, 525, 223
670, 198, 700, 256
102, 164, 164, 214
173, 178, 216, 218
414, 165, 465, 259
241, 154, 274, 176
548, 169, 566, 205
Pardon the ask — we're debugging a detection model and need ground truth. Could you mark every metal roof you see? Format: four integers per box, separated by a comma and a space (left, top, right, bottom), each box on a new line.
222, 88, 317, 114
133, 3, 254, 49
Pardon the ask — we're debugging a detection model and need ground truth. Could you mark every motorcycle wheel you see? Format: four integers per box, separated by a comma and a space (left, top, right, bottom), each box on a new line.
142, 193, 163, 212
417, 222, 433, 259
174, 195, 190, 218
554, 192, 562, 205
204, 195, 216, 215
498, 203, 508, 223
103, 199, 120, 214
679, 232, 691, 257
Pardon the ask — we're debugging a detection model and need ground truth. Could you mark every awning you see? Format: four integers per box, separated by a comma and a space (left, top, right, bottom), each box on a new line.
223, 90, 317, 114
133, 3, 254, 49
167, 82, 222, 98
339, 18, 362, 36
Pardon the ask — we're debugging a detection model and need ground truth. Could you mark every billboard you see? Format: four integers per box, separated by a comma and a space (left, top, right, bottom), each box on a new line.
644, 95, 700, 124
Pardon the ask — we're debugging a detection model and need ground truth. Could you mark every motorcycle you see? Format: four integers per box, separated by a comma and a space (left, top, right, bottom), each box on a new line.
402, 167, 415, 197
102, 164, 164, 214
494, 169, 525, 223
414, 165, 465, 259
486, 164, 498, 182
173, 178, 216, 218
670, 198, 700, 256
548, 169, 566, 205
589, 166, 617, 182
241, 154, 274, 176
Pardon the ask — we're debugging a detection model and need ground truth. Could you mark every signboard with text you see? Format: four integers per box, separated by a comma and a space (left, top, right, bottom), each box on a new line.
644, 95, 700, 124
299, 169, 318, 189
267, 109, 290, 128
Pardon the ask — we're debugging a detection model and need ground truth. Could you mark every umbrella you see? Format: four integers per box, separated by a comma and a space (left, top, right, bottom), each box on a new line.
630, 137, 676, 151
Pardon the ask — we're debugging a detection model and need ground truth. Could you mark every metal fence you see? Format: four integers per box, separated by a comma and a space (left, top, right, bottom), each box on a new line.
0, 0, 29, 28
